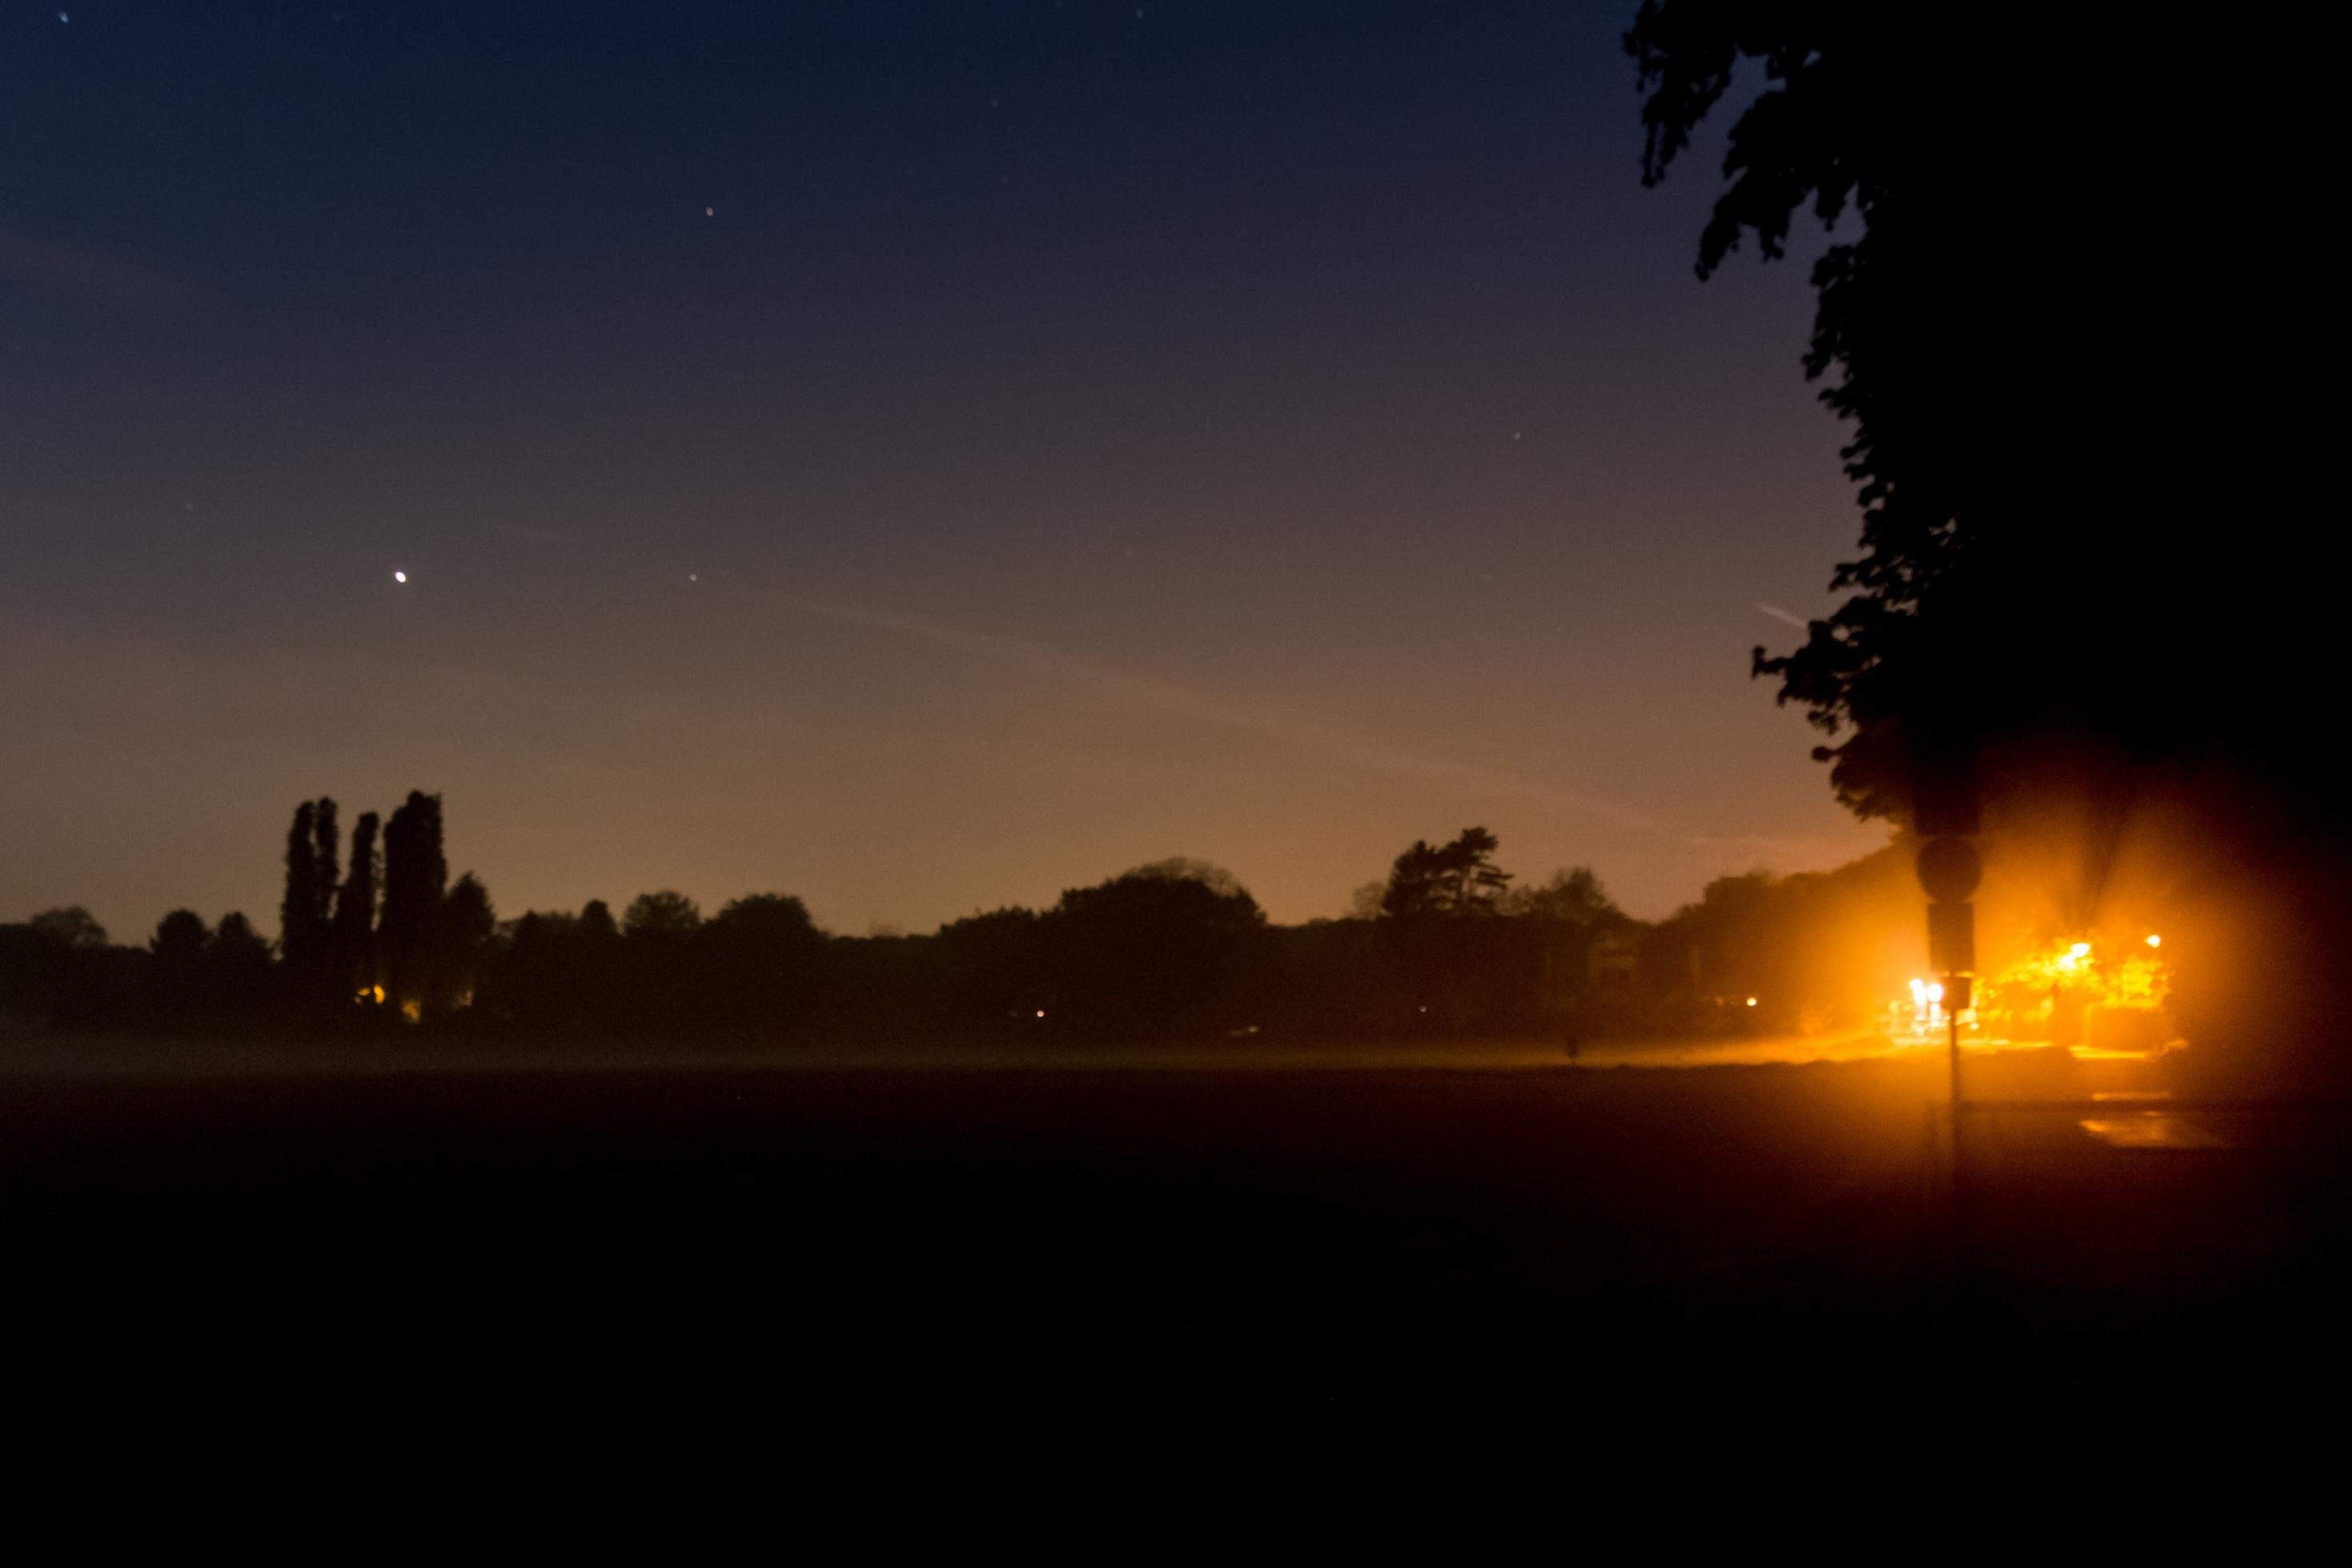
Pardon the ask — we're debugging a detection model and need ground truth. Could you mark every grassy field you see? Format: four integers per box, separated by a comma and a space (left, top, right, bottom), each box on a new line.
5, 1038, 2345, 1424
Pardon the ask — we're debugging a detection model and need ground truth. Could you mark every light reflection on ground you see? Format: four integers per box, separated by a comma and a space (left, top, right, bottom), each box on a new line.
2077, 1113, 2230, 1150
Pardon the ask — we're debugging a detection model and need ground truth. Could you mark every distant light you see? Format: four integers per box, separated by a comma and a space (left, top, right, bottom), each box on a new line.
392, 570, 407, 583
2145, 934, 2162, 948
2069, 942, 2092, 959
1034, 1009, 1045, 1018
1925, 982, 1945, 1004
1744, 997, 1758, 1008
704, 206, 714, 217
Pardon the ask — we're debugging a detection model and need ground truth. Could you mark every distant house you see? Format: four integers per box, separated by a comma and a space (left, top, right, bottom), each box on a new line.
1588, 932, 1637, 992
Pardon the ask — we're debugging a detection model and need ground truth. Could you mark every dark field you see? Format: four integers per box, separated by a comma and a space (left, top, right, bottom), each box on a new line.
6, 1051, 2348, 1425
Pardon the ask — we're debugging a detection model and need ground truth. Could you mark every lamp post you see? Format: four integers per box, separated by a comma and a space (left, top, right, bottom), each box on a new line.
1917, 835, 1981, 1156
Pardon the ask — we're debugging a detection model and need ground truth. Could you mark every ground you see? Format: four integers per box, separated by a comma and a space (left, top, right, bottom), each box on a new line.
4, 1035, 2346, 1430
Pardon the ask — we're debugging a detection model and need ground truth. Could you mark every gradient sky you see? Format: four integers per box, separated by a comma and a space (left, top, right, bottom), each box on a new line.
2, 1, 1886, 942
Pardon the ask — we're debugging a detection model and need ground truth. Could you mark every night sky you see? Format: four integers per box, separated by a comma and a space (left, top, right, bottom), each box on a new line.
3, 2, 1882, 940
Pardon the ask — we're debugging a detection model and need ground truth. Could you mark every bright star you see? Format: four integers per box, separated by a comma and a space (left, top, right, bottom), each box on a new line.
392, 570, 407, 583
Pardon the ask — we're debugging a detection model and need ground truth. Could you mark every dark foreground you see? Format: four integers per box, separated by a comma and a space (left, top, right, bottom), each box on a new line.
6, 1052, 2348, 1430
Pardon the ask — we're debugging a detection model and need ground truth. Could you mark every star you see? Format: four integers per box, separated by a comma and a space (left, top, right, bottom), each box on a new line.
392, 570, 408, 584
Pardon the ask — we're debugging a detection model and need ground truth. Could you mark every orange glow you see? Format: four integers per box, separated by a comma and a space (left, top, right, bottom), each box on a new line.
1972, 932, 2174, 1048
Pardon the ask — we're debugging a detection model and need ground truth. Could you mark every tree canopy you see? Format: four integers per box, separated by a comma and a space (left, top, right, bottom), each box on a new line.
1378, 828, 1511, 920
1628, 3, 2335, 832
29, 906, 107, 949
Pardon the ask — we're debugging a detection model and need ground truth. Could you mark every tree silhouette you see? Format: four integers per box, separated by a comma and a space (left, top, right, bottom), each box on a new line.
29, 906, 107, 949
430, 872, 496, 1011
1626, 5, 2346, 1075
1625, 5, 2334, 832
709, 892, 819, 947
380, 791, 447, 1018
705, 894, 828, 1037
333, 810, 381, 1005
622, 891, 702, 940
146, 908, 211, 1020
1500, 868, 1623, 927
273, 796, 344, 1008
212, 911, 267, 956
311, 798, 339, 929
579, 899, 619, 943
151, 908, 209, 960
1045, 864, 1265, 1041
208, 912, 274, 1016
613, 891, 703, 1032
484, 900, 624, 1034
280, 800, 325, 972
1379, 828, 1511, 920
933, 907, 1049, 1039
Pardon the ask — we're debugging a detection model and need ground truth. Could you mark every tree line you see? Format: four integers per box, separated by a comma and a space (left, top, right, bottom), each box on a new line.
2, 805, 1915, 1045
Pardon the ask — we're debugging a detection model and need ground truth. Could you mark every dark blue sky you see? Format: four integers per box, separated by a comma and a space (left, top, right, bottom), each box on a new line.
2, 2, 1881, 937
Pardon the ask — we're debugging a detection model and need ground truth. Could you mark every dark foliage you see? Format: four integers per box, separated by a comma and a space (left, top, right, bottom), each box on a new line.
276, 796, 346, 1013
431, 872, 496, 1013
379, 791, 446, 1017
311, 799, 339, 935
28, 906, 106, 950
1378, 827, 1511, 920
6, 807, 1907, 1049
1628, 3, 2335, 832
279, 801, 324, 975
332, 811, 380, 1006
1628, 4, 2351, 1080
1039, 864, 1266, 1041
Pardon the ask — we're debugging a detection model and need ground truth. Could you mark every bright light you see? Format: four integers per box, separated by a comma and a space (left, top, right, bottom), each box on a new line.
1925, 982, 1945, 1004
1744, 997, 1758, 1008
393, 570, 407, 583
1969, 932, 2176, 1041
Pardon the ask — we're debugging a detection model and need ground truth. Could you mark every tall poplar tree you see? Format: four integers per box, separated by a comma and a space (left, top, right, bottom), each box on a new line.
280, 800, 323, 973
311, 798, 340, 928
333, 810, 381, 1003
379, 791, 447, 1017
